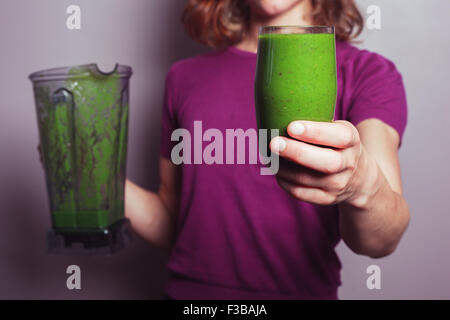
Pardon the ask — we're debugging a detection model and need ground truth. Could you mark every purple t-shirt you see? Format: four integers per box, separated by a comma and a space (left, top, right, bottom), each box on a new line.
160, 41, 407, 299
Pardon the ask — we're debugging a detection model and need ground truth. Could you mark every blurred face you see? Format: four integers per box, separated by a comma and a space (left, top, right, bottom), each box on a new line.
246, 0, 306, 17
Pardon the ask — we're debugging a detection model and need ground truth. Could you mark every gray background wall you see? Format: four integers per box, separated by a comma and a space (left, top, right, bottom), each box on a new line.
0, 0, 448, 299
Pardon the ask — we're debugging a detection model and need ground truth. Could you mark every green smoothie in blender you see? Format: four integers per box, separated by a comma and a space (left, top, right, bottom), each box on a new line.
30, 63, 132, 254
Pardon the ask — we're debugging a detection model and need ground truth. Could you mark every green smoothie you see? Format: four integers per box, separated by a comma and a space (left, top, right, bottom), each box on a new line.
255, 31, 337, 138
32, 65, 129, 230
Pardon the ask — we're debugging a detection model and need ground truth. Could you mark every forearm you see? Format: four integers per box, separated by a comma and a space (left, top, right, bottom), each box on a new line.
125, 179, 176, 250
338, 151, 410, 258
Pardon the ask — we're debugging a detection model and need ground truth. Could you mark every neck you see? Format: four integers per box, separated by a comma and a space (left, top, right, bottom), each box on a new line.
236, 1, 313, 53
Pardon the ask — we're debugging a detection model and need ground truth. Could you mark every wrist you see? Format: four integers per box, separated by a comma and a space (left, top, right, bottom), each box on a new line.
346, 147, 384, 209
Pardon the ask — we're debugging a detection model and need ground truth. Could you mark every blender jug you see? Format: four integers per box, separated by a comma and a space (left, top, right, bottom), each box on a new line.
29, 63, 132, 254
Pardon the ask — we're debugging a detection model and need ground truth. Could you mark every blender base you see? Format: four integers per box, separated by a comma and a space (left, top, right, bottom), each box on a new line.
47, 218, 132, 255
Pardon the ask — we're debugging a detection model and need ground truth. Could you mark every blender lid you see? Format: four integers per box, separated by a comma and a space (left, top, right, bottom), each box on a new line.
29, 63, 132, 82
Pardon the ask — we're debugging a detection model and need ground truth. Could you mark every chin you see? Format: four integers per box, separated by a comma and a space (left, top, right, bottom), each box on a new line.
247, 0, 304, 17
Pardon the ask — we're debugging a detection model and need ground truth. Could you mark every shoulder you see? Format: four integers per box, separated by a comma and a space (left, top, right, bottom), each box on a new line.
337, 41, 402, 82
165, 50, 225, 85
337, 42, 408, 142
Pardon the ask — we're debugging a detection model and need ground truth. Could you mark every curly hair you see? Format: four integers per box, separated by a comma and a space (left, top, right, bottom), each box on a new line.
182, 0, 364, 48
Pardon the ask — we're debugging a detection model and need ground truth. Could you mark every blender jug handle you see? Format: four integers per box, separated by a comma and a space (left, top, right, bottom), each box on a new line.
51, 88, 76, 140
52, 88, 74, 106
48, 87, 79, 227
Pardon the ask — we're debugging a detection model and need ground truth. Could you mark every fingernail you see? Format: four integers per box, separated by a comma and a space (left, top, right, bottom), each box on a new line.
290, 122, 305, 135
271, 137, 286, 153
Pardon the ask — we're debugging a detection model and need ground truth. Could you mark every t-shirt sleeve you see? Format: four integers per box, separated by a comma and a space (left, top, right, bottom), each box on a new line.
347, 52, 408, 144
160, 67, 179, 159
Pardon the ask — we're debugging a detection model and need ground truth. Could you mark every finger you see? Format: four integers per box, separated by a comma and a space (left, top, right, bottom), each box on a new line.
277, 164, 328, 188
287, 120, 358, 149
277, 178, 336, 205
37, 144, 43, 163
270, 137, 344, 174
277, 165, 350, 192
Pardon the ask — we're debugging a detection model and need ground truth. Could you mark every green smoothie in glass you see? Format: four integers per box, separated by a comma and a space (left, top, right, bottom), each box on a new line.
255, 26, 337, 140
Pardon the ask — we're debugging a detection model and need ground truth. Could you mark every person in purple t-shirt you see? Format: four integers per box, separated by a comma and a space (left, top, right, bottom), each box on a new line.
125, 0, 410, 299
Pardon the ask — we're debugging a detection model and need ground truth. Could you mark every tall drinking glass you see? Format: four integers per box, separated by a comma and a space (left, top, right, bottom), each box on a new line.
255, 26, 337, 142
